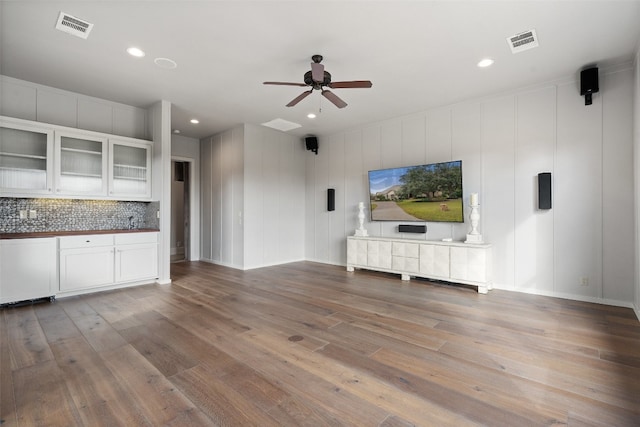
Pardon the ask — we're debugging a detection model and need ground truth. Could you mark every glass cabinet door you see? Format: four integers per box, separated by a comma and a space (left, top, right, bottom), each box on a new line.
0, 120, 53, 194
55, 131, 107, 195
109, 140, 151, 198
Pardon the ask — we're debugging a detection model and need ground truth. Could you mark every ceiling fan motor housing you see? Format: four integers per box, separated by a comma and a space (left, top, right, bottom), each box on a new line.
304, 70, 331, 88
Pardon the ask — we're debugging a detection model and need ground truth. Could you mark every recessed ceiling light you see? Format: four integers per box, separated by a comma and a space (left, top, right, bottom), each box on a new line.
126, 47, 145, 58
477, 58, 494, 68
190, 119, 199, 124
154, 57, 178, 69
307, 113, 316, 119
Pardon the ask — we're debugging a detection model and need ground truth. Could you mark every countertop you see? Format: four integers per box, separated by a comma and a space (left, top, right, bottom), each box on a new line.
0, 229, 160, 239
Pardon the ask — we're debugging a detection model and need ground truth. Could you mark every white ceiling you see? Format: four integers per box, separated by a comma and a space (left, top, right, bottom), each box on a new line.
2, 1, 640, 140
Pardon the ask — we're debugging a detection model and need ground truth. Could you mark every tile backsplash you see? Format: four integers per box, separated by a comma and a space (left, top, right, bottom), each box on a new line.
0, 198, 160, 233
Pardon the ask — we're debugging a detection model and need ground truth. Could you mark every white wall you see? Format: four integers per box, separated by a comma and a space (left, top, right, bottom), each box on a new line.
200, 126, 245, 268
172, 134, 201, 261
243, 124, 306, 269
200, 124, 306, 270
1, 75, 148, 140
306, 66, 636, 307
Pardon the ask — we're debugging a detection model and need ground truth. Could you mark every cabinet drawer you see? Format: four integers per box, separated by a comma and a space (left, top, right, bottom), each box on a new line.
115, 232, 157, 245
59, 234, 114, 249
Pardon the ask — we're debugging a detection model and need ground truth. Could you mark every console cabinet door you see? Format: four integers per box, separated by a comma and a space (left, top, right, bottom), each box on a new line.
0, 238, 57, 304
450, 246, 488, 282
367, 240, 392, 269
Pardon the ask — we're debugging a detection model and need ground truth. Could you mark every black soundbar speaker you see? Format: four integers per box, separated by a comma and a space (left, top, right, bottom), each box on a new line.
538, 172, 552, 210
399, 224, 426, 233
327, 188, 335, 211
305, 136, 318, 155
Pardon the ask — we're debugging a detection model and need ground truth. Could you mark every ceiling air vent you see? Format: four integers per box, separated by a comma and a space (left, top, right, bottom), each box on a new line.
507, 29, 539, 54
55, 12, 94, 39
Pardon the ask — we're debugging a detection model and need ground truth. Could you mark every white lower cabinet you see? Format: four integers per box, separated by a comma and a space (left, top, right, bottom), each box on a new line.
1, 238, 57, 304
114, 233, 158, 283
58, 232, 158, 296
347, 236, 492, 293
59, 235, 115, 291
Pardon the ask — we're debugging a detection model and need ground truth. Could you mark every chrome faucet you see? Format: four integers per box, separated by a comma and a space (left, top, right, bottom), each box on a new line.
128, 216, 135, 229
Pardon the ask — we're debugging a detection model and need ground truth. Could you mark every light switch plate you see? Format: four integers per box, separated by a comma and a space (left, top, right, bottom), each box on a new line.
19, 210, 27, 220
29, 210, 37, 219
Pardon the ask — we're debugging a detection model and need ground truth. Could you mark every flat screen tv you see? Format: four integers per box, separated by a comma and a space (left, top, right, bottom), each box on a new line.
368, 160, 463, 223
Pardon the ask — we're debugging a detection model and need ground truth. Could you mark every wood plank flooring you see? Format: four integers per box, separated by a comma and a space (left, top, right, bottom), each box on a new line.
1, 261, 639, 426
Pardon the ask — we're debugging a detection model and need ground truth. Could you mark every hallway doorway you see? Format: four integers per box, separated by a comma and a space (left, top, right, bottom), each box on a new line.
171, 160, 190, 262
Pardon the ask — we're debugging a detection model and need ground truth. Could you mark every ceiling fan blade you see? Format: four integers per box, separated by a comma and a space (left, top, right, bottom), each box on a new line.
286, 90, 313, 107
322, 90, 347, 108
311, 62, 324, 82
328, 80, 373, 89
264, 81, 308, 87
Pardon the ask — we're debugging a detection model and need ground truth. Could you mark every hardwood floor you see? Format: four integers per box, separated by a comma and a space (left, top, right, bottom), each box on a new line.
1, 261, 639, 426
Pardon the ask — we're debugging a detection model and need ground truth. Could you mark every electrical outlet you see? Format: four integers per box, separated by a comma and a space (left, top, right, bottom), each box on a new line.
19, 210, 27, 220
29, 210, 37, 219
580, 277, 589, 286
156, 210, 160, 219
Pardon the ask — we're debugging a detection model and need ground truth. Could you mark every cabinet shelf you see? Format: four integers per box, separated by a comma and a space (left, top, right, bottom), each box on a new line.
61, 147, 102, 156
0, 152, 47, 160
60, 171, 102, 178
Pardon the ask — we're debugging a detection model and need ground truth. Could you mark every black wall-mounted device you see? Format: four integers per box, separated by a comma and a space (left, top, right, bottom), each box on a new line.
398, 224, 427, 234
305, 136, 318, 155
327, 188, 335, 211
580, 67, 599, 106
538, 172, 552, 210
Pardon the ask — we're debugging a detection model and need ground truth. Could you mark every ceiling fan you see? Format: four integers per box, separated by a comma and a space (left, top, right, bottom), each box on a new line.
263, 55, 372, 109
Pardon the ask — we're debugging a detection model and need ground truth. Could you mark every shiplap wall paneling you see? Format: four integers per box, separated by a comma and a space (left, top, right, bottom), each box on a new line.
482, 96, 516, 289
231, 127, 244, 268
305, 140, 317, 260
261, 130, 282, 266
514, 87, 556, 293
220, 130, 236, 266
379, 119, 403, 237
362, 125, 383, 238
328, 134, 346, 265
425, 109, 455, 240
451, 103, 482, 242
601, 70, 634, 302
634, 49, 640, 314
314, 137, 330, 262
200, 137, 213, 260
280, 132, 306, 264
555, 82, 603, 297
345, 130, 365, 238
243, 126, 263, 268
211, 134, 224, 263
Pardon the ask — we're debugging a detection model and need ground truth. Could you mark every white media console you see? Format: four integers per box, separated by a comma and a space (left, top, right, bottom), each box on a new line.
346, 236, 493, 293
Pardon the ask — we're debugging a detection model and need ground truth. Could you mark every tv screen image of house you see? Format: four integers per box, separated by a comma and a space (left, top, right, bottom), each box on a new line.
368, 160, 463, 223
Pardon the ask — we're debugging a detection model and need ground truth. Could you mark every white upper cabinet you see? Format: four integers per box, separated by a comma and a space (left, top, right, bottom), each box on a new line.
0, 118, 54, 194
109, 139, 151, 199
0, 116, 152, 200
55, 130, 108, 195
